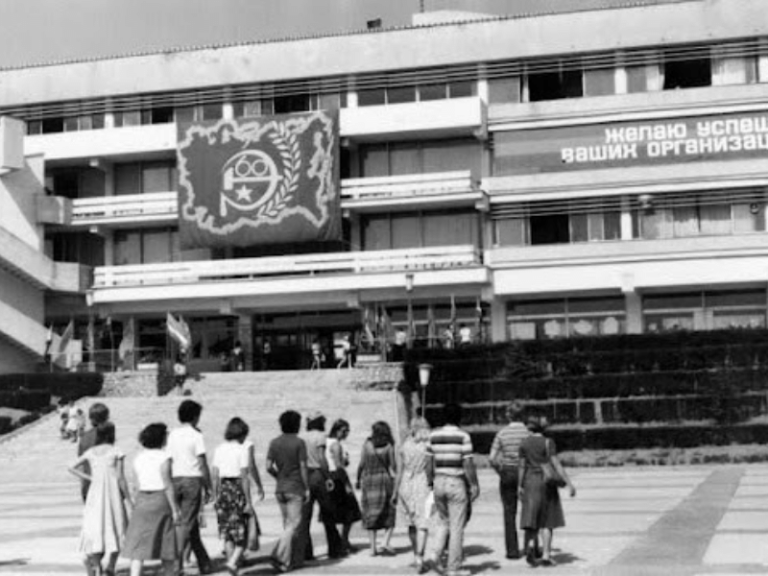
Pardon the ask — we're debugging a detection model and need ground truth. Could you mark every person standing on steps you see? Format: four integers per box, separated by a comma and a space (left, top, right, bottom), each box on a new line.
78, 402, 112, 502
166, 400, 213, 575
301, 411, 345, 560
267, 410, 310, 573
425, 403, 480, 576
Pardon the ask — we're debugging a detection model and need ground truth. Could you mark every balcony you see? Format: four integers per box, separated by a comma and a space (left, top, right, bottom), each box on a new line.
25, 123, 176, 162
341, 171, 485, 213
341, 97, 486, 141
71, 192, 177, 228
90, 245, 488, 305
488, 234, 768, 296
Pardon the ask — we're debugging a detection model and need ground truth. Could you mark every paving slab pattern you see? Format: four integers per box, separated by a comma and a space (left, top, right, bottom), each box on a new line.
2, 417, 768, 575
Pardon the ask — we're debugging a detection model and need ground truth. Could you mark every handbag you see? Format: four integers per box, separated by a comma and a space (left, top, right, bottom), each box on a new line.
541, 439, 566, 488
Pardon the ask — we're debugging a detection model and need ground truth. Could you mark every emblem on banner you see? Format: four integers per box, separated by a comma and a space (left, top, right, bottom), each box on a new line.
176, 110, 340, 248
219, 126, 300, 219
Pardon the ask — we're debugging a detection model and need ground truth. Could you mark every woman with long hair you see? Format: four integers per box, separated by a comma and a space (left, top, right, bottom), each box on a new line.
122, 423, 181, 576
69, 422, 130, 576
392, 417, 432, 573
212, 417, 256, 575
518, 414, 576, 567
356, 420, 397, 556
326, 419, 362, 554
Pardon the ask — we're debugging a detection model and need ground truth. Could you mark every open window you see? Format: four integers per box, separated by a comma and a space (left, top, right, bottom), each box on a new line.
663, 50, 712, 89
528, 63, 583, 101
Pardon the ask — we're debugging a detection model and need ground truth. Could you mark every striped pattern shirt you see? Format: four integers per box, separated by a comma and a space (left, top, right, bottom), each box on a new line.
427, 425, 473, 477
490, 422, 529, 468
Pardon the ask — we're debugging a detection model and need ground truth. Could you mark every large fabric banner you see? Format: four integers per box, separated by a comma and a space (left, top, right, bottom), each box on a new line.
177, 110, 340, 249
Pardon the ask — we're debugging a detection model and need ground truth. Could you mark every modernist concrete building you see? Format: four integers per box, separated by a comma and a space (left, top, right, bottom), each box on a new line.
1, 0, 768, 372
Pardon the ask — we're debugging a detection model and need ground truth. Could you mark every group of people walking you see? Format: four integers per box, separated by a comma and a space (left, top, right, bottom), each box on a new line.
68, 397, 575, 576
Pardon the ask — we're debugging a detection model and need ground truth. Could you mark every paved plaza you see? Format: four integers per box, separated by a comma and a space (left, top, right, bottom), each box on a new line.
2, 440, 768, 576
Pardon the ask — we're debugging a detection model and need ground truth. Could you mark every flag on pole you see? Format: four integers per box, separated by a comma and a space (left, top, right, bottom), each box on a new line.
118, 319, 134, 362
427, 305, 436, 349
449, 295, 457, 339
407, 299, 416, 347
363, 306, 376, 347
475, 297, 483, 343
167, 312, 191, 350
55, 320, 74, 368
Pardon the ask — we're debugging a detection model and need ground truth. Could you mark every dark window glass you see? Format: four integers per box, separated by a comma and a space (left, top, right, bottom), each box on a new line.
274, 94, 311, 114
626, 65, 649, 93
419, 83, 446, 101
358, 88, 386, 106
528, 69, 583, 101
63, 117, 79, 132
42, 117, 65, 134
448, 80, 475, 98
151, 107, 174, 123
663, 55, 712, 89
387, 85, 416, 104
27, 120, 42, 135
201, 103, 223, 120
52, 172, 80, 199
530, 214, 570, 244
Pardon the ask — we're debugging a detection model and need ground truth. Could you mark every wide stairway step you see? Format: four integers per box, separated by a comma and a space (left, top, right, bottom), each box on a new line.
0, 368, 398, 491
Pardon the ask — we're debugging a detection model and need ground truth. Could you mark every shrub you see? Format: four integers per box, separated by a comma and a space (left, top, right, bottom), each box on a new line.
156, 360, 176, 397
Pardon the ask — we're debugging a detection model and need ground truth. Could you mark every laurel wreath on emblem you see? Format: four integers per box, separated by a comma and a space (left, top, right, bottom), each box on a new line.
257, 123, 301, 219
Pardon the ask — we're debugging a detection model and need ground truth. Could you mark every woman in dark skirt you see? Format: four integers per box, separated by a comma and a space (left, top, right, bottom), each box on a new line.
518, 414, 576, 567
356, 421, 397, 556
326, 419, 362, 553
212, 417, 256, 575
123, 423, 180, 576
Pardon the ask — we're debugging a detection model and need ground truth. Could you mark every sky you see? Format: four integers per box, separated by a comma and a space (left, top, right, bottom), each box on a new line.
0, 0, 683, 69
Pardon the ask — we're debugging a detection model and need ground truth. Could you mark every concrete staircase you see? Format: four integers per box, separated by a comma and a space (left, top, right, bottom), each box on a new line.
0, 369, 399, 490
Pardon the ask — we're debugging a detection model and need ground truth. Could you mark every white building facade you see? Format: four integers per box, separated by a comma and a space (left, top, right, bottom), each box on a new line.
1, 0, 768, 371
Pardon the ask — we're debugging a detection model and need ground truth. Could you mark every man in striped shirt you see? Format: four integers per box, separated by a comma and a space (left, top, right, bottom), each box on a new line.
489, 401, 529, 559
425, 403, 480, 576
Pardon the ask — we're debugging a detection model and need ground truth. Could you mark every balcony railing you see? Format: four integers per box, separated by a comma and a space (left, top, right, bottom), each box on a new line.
342, 170, 481, 209
72, 192, 177, 226
93, 245, 481, 288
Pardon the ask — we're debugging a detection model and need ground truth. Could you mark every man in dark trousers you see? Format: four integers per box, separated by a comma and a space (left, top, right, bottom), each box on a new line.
489, 401, 530, 559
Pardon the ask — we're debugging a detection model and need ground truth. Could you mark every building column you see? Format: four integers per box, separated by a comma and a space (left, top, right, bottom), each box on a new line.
615, 52, 628, 95
490, 298, 507, 343
620, 195, 633, 240
624, 291, 643, 334
236, 314, 254, 371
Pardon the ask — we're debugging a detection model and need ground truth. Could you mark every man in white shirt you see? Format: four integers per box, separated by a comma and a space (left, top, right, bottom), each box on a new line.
167, 400, 212, 575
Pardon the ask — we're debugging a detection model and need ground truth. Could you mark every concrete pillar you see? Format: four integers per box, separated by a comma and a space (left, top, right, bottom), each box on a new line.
490, 298, 507, 343
759, 38, 768, 83
620, 195, 633, 240
624, 291, 643, 334
236, 314, 254, 371
348, 212, 361, 251
615, 53, 629, 95
222, 102, 234, 120
104, 112, 116, 130
103, 231, 115, 266
347, 90, 359, 108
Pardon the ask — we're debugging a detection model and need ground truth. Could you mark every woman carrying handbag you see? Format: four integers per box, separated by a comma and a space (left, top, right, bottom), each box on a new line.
517, 414, 576, 567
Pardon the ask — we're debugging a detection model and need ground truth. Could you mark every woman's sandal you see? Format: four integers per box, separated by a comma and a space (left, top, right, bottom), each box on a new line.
380, 546, 396, 556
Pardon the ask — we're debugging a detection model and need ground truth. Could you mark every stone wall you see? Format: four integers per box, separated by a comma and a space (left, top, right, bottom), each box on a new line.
101, 371, 157, 397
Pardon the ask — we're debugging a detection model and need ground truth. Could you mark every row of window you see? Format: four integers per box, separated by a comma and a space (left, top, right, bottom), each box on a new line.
24, 41, 766, 135
508, 290, 767, 340
494, 197, 767, 246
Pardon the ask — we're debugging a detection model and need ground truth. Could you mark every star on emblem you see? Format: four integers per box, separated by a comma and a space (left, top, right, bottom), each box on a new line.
234, 185, 253, 202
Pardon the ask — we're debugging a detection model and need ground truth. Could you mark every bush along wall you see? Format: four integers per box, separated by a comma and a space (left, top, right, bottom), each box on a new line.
0, 373, 103, 405
403, 329, 768, 452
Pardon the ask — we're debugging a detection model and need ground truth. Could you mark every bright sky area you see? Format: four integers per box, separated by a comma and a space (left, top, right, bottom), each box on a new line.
0, 0, 685, 68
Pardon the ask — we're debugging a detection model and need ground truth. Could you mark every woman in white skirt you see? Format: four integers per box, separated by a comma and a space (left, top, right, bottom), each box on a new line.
68, 422, 130, 576
122, 423, 181, 576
